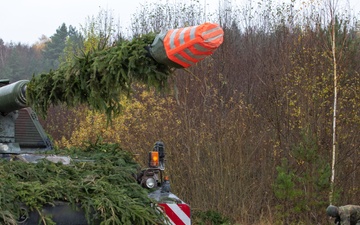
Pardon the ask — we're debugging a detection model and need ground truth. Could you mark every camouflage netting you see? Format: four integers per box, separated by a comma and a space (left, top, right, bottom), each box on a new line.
0, 142, 167, 225
26, 33, 175, 121
11, 33, 176, 225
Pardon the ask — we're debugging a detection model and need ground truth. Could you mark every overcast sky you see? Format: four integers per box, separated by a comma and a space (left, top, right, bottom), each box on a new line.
0, 0, 156, 44
1, 0, 360, 45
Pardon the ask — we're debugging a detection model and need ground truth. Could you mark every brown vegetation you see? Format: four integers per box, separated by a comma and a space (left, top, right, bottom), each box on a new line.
23, 0, 360, 224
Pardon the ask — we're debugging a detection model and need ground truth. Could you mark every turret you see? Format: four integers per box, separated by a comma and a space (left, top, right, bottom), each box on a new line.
0, 79, 53, 154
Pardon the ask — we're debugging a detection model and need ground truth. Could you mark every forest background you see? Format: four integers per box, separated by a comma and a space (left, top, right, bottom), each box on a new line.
0, 0, 359, 224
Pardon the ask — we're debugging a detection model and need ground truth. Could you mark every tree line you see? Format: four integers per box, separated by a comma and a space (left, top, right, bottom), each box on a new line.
1, 0, 360, 224
0, 23, 82, 81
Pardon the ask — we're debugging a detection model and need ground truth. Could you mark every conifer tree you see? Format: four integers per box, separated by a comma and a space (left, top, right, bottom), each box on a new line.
43, 23, 68, 69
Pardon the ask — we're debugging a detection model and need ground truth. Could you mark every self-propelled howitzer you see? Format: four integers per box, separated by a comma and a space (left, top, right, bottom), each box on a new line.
0, 22, 224, 224
0, 78, 190, 225
0, 79, 53, 154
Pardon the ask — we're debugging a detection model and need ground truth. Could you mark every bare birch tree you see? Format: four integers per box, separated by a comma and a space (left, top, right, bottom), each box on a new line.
329, 0, 338, 205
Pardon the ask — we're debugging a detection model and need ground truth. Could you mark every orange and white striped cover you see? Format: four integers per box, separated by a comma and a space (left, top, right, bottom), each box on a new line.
163, 23, 224, 68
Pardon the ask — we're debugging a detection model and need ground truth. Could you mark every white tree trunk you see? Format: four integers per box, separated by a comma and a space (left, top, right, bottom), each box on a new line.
329, 0, 338, 205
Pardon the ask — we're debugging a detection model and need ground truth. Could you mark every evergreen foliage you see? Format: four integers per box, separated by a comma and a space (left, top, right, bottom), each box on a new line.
26, 33, 173, 121
192, 210, 232, 225
0, 142, 166, 225
273, 130, 332, 223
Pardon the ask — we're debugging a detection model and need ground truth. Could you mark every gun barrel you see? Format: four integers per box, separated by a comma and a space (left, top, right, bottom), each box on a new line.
0, 80, 28, 114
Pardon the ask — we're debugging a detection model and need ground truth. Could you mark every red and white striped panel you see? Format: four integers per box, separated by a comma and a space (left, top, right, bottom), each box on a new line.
159, 203, 191, 225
